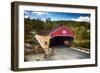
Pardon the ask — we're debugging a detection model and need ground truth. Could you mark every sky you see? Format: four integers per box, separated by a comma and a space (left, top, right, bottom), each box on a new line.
24, 10, 90, 23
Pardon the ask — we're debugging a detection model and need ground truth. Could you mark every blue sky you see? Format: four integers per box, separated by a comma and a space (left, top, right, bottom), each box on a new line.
24, 10, 90, 22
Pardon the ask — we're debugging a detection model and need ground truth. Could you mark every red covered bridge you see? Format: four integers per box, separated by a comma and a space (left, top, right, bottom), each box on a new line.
48, 26, 76, 47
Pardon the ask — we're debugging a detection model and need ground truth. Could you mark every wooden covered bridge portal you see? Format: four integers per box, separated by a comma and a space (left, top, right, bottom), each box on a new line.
48, 26, 76, 47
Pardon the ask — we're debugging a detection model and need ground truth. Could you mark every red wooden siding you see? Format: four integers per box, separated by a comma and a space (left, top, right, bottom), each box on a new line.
49, 26, 76, 39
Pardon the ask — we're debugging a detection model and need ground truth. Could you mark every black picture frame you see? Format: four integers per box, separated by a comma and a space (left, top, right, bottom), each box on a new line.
11, 1, 97, 71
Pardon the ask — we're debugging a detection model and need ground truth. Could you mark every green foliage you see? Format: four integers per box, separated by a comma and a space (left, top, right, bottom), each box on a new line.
72, 40, 90, 48
31, 18, 45, 31
78, 41, 90, 48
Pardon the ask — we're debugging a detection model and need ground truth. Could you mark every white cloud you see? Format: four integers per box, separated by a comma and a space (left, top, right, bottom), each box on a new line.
24, 15, 29, 18
71, 16, 90, 23
32, 12, 48, 15
25, 16, 34, 19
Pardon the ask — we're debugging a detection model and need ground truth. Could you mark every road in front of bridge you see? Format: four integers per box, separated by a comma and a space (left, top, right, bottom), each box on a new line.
46, 47, 90, 60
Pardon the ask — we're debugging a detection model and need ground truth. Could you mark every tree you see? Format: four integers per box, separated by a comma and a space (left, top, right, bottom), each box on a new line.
45, 18, 54, 30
